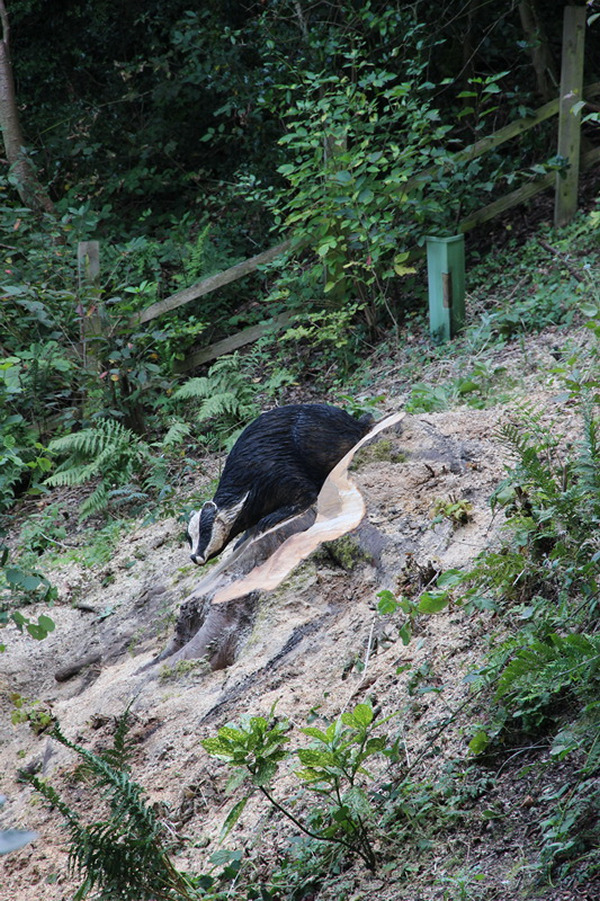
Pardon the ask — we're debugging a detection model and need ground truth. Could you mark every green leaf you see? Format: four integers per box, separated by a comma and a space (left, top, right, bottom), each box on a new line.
377, 589, 398, 615
468, 730, 490, 755
331, 170, 353, 185
357, 188, 375, 204
364, 736, 388, 755
300, 726, 330, 742
398, 622, 412, 645
225, 768, 248, 795
296, 748, 335, 767
253, 760, 279, 786
342, 703, 374, 728
417, 591, 449, 614
26, 623, 51, 641
580, 301, 599, 318
221, 798, 248, 838
296, 767, 331, 785
343, 786, 372, 819
436, 569, 463, 589
37, 615, 55, 634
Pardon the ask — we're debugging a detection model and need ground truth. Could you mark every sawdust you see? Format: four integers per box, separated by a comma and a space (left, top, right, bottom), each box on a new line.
0, 325, 595, 900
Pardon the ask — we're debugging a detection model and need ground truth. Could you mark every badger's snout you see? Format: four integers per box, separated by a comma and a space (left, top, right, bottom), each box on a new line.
187, 505, 213, 566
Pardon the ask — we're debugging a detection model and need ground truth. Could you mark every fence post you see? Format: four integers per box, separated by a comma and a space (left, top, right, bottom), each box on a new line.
554, 5, 586, 228
77, 240, 102, 370
323, 125, 350, 303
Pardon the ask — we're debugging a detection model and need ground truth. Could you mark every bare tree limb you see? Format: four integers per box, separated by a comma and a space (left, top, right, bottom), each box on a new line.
0, 0, 53, 212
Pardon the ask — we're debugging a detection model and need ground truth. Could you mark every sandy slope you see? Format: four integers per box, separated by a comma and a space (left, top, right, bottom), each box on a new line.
1, 326, 593, 900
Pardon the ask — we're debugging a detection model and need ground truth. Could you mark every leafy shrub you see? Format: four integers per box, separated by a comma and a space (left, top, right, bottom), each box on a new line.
452, 400, 600, 882
0, 541, 56, 652
203, 702, 396, 873
490, 409, 600, 606
0, 357, 54, 512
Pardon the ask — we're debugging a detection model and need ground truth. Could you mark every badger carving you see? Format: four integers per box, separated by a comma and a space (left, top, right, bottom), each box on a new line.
187, 403, 374, 565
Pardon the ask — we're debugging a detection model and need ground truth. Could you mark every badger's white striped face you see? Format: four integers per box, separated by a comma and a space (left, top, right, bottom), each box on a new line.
187, 494, 249, 565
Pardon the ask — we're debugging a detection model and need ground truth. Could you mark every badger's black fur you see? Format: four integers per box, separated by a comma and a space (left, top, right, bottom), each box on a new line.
187, 403, 374, 565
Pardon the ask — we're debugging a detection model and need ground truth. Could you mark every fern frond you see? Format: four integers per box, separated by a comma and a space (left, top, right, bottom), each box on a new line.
143, 458, 169, 494
197, 390, 247, 422
45, 465, 92, 488
109, 487, 149, 508
496, 419, 561, 498
79, 483, 109, 519
496, 422, 534, 459
24, 773, 82, 831
50, 721, 161, 837
28, 718, 197, 901
497, 633, 600, 702
103, 706, 135, 772
171, 353, 259, 445
573, 410, 600, 503
183, 222, 211, 282
162, 419, 191, 448
48, 420, 139, 461
171, 377, 211, 401
44, 418, 156, 518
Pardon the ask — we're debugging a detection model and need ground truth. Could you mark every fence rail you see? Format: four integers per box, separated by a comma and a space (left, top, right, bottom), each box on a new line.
130, 240, 291, 327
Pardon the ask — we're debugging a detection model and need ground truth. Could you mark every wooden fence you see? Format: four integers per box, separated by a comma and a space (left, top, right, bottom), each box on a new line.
86, 6, 598, 369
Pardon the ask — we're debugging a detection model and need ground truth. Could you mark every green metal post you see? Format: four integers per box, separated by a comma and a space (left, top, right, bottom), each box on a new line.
425, 234, 466, 344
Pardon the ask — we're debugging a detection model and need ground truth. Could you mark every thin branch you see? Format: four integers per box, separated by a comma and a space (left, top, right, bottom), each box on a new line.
257, 783, 376, 870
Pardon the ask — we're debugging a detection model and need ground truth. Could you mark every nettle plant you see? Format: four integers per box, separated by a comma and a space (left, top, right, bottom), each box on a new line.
202, 702, 395, 873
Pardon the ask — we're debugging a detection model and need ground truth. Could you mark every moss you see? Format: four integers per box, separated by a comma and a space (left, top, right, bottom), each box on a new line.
351, 437, 406, 469
158, 658, 210, 682
325, 534, 370, 571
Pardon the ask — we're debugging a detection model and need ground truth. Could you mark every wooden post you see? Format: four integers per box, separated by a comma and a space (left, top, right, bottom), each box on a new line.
323, 124, 349, 304
77, 240, 100, 285
77, 240, 102, 370
554, 5, 586, 227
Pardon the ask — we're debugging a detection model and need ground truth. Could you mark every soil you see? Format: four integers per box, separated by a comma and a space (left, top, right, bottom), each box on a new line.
1, 320, 598, 901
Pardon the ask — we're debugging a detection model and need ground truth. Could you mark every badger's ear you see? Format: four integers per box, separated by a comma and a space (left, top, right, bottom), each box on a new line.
213, 493, 249, 528
190, 494, 250, 565
200, 493, 249, 560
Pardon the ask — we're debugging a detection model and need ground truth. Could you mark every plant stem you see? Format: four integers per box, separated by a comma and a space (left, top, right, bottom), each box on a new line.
257, 784, 377, 871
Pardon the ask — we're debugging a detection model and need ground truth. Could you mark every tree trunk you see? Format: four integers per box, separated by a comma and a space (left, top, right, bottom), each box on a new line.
0, 0, 53, 212
518, 0, 559, 102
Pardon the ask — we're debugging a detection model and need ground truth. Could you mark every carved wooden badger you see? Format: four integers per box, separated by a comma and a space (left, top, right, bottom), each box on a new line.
187, 403, 374, 565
